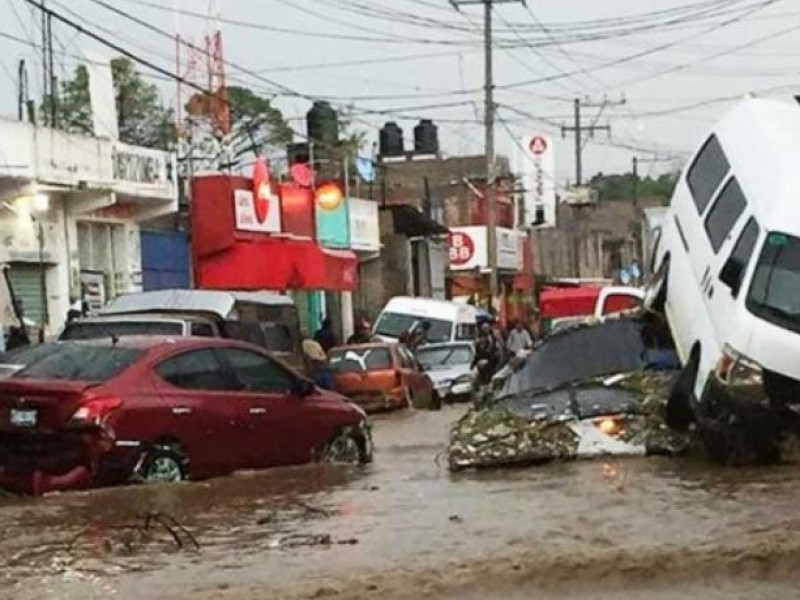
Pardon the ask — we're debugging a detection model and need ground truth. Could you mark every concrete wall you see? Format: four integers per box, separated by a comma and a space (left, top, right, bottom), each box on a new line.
532, 199, 662, 281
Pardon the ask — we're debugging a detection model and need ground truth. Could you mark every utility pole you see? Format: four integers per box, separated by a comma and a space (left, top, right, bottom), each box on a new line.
450, 0, 525, 309
560, 98, 624, 186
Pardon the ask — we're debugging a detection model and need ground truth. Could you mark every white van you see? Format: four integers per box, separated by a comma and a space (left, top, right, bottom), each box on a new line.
373, 297, 479, 345
647, 98, 800, 438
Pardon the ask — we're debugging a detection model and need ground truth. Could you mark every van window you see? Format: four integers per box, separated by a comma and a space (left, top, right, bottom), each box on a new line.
374, 312, 452, 344
59, 320, 184, 340
720, 217, 759, 297
190, 321, 215, 337
704, 177, 746, 253
455, 323, 477, 341
747, 233, 800, 333
687, 135, 730, 214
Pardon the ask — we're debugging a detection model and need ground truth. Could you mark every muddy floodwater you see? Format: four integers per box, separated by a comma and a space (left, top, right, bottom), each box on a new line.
2, 405, 800, 599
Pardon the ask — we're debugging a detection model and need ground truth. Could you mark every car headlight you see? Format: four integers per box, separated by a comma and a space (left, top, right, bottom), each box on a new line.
454, 374, 473, 385
716, 345, 763, 386
437, 379, 453, 389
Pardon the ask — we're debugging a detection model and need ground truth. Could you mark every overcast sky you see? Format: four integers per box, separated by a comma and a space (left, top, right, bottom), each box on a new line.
1, 0, 799, 188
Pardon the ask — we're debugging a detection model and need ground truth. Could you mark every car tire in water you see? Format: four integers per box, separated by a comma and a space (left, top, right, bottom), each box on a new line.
644, 258, 669, 314
667, 354, 698, 431
322, 431, 369, 465
133, 444, 188, 484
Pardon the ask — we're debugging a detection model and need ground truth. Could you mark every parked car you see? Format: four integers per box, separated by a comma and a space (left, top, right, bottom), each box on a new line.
415, 342, 475, 402
373, 297, 478, 345
645, 98, 800, 449
328, 343, 436, 413
59, 289, 304, 370
0, 337, 372, 495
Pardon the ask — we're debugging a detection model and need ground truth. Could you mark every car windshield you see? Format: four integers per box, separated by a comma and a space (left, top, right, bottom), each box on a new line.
60, 321, 183, 341
14, 344, 143, 381
416, 345, 473, 370
374, 312, 452, 343
747, 232, 800, 333
329, 347, 393, 372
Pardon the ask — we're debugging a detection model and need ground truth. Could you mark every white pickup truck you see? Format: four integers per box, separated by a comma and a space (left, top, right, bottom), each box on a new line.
548, 287, 645, 335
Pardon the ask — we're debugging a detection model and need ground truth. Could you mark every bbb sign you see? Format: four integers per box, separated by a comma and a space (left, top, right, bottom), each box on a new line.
449, 231, 475, 266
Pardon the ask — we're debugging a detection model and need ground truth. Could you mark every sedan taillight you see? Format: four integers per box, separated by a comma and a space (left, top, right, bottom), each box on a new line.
69, 396, 123, 426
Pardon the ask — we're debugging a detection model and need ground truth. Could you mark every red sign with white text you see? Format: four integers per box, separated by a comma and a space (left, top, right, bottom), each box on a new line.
449, 231, 475, 266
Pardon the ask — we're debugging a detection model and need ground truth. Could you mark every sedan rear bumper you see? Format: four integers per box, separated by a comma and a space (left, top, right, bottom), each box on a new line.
0, 429, 139, 495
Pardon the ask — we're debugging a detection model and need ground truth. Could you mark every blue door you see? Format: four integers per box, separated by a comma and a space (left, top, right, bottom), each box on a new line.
141, 230, 190, 290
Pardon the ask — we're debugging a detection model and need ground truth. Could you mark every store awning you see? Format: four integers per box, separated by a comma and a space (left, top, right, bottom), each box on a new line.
195, 238, 358, 292
384, 205, 448, 237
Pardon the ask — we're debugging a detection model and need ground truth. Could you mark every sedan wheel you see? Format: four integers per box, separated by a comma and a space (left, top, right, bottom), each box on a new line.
323, 433, 363, 464
135, 446, 188, 484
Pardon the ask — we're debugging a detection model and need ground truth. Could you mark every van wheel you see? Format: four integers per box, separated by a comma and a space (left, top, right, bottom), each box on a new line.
133, 444, 188, 484
667, 354, 698, 431
645, 259, 669, 313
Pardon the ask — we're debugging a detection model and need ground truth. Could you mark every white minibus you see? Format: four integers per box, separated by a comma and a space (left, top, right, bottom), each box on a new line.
647, 98, 800, 445
373, 297, 479, 345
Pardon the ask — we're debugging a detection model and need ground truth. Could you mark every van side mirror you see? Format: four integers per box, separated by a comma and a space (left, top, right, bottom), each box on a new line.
719, 259, 743, 296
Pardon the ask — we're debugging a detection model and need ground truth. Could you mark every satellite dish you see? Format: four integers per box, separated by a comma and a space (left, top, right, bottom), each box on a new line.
290, 163, 313, 188
355, 156, 376, 183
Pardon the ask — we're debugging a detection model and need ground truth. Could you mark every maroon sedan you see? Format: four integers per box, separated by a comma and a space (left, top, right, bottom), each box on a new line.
0, 337, 372, 495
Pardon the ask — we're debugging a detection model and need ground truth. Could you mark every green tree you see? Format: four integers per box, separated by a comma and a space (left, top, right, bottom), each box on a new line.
43, 58, 176, 150
590, 170, 679, 205
226, 86, 292, 146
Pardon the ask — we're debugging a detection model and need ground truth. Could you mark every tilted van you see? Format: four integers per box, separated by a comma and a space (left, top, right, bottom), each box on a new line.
647, 98, 800, 449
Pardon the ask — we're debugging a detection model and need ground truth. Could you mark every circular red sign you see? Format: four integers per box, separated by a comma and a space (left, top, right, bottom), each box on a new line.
529, 135, 548, 156
449, 231, 475, 266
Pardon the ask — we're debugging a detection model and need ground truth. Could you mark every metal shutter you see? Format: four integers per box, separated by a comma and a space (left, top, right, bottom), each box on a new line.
8, 265, 45, 326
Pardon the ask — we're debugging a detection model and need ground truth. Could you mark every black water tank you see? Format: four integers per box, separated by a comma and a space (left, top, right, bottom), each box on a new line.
379, 121, 404, 157
414, 119, 439, 155
306, 101, 339, 147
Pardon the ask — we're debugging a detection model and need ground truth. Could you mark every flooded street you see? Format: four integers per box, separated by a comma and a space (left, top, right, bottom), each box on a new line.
2, 405, 800, 599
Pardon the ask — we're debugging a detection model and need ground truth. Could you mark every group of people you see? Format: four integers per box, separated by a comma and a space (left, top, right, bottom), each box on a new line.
304, 312, 536, 394
472, 318, 535, 387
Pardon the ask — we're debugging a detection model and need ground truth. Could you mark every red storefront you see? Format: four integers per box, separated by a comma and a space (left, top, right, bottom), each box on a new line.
190, 174, 357, 291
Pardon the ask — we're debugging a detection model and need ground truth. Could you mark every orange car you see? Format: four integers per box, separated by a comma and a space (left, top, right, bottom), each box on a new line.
328, 343, 434, 413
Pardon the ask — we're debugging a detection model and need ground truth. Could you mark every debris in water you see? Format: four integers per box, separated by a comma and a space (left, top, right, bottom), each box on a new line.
449, 372, 693, 470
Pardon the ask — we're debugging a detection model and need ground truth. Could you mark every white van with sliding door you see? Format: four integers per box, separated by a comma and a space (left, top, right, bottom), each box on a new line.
647, 98, 800, 438
373, 297, 478, 345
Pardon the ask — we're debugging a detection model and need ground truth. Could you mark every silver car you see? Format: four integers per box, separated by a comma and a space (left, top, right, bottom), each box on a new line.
416, 343, 475, 402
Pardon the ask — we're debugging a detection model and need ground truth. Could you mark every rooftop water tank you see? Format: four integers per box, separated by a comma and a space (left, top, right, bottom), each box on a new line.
379, 121, 404, 157
413, 119, 439, 155
306, 101, 339, 147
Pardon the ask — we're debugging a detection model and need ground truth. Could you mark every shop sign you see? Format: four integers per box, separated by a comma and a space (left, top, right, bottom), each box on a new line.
448, 226, 523, 272
234, 188, 281, 234
112, 143, 176, 200
449, 230, 475, 266
315, 181, 349, 248
522, 133, 556, 228
348, 198, 380, 251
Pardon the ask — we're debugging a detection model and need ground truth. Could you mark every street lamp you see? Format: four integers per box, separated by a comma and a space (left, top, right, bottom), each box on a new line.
31, 193, 49, 343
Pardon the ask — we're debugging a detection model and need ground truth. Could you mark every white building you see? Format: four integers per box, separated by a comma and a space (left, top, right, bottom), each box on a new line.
0, 118, 177, 338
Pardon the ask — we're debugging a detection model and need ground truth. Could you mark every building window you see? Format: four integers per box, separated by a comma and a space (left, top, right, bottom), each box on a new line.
78, 221, 128, 305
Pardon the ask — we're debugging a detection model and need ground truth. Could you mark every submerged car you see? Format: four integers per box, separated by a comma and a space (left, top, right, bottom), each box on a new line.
415, 343, 475, 402
0, 337, 371, 495
449, 316, 687, 470
328, 343, 435, 413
